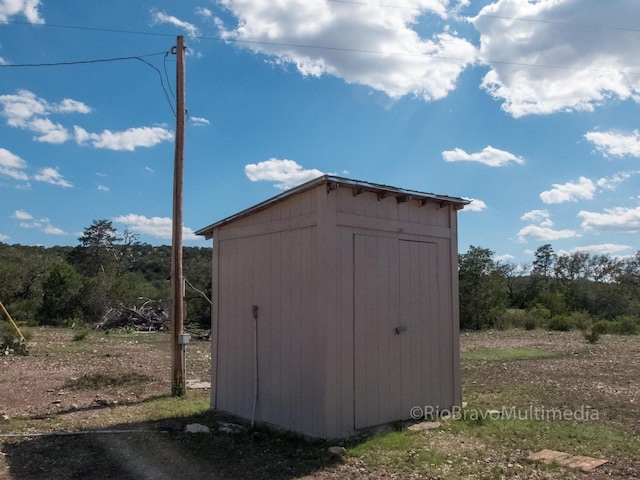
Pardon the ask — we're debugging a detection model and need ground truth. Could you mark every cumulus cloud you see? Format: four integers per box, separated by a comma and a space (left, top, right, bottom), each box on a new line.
461, 198, 486, 212
113, 214, 199, 240
472, 0, 640, 117
442, 145, 525, 167
521, 209, 553, 227
0, 0, 44, 24
518, 208, 578, 243
0, 148, 29, 181
12, 209, 66, 236
517, 225, 580, 243
11, 209, 32, 220
74, 125, 174, 151
539, 172, 636, 204
585, 129, 640, 158
151, 10, 200, 37
560, 244, 633, 257
216, 0, 477, 101
0, 90, 90, 143
579, 206, 640, 232
540, 177, 596, 204
244, 158, 324, 190
33, 167, 72, 188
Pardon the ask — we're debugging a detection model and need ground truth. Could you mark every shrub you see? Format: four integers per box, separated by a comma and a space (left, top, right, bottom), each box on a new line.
0, 322, 29, 356
528, 304, 551, 321
583, 328, 601, 344
546, 315, 574, 331
592, 320, 611, 335
592, 317, 639, 336
571, 311, 593, 332
612, 316, 638, 335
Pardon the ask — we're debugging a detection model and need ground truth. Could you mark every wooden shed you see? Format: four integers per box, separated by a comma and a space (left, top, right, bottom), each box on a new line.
196, 175, 468, 439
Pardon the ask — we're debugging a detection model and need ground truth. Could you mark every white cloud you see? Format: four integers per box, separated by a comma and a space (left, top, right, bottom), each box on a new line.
216, 0, 477, 101
540, 177, 596, 204
244, 158, 324, 189
442, 145, 524, 167
190, 116, 210, 126
11, 209, 32, 220
579, 206, 640, 232
0, 90, 90, 143
560, 244, 633, 257
0, 0, 44, 24
114, 214, 199, 240
42, 224, 66, 235
0, 232, 8, 241
461, 197, 486, 212
495, 253, 515, 263
585, 129, 640, 158
596, 171, 637, 190
56, 98, 92, 114
0, 148, 29, 181
521, 209, 553, 227
74, 125, 174, 151
517, 225, 580, 243
472, 0, 640, 117
98, 184, 110, 192
29, 117, 70, 143
539, 172, 636, 204
151, 10, 200, 37
12, 210, 66, 236
33, 167, 72, 188
195, 7, 213, 18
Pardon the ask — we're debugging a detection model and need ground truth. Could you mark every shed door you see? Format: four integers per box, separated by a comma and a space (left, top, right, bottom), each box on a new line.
354, 235, 443, 430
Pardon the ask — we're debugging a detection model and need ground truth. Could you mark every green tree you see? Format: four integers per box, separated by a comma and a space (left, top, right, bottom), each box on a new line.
37, 261, 82, 325
458, 246, 507, 330
532, 244, 556, 280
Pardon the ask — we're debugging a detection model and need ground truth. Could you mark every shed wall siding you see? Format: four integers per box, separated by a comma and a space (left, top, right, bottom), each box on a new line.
210, 183, 462, 439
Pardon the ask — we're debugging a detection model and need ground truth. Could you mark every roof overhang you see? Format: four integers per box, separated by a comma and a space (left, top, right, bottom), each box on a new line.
196, 175, 469, 239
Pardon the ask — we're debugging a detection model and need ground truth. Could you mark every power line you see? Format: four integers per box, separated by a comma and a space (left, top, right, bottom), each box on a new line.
1, 51, 177, 115
0, 51, 166, 68
3, 20, 639, 78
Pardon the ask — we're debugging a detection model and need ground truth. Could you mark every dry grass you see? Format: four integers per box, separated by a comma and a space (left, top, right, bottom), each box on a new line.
0, 328, 638, 479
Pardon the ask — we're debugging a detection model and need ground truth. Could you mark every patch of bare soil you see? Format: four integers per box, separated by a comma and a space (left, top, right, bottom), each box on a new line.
1, 328, 639, 479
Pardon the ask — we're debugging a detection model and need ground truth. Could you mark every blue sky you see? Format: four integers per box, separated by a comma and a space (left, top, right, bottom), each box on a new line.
1, 0, 639, 266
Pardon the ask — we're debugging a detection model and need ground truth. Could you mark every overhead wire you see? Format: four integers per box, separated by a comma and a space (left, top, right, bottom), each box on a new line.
2, 5, 640, 79
0, 50, 178, 116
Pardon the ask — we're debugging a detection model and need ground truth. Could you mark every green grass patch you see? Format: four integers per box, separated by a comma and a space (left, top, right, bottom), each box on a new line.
444, 415, 639, 458
348, 431, 447, 473
461, 348, 562, 362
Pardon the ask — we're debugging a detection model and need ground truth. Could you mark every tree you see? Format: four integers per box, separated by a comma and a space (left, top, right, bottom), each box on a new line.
532, 244, 556, 280
458, 246, 507, 330
71, 219, 121, 277
37, 261, 82, 325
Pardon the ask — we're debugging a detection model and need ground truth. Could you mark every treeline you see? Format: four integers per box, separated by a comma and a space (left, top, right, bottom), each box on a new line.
0, 220, 212, 329
459, 244, 640, 334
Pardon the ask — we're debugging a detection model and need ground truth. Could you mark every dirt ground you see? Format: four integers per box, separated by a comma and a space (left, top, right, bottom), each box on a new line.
1, 328, 639, 479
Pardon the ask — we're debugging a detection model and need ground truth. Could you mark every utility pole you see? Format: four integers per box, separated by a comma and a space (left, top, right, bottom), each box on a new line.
171, 35, 186, 396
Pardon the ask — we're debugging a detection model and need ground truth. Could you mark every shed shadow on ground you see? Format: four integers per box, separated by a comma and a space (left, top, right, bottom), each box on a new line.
2, 410, 342, 480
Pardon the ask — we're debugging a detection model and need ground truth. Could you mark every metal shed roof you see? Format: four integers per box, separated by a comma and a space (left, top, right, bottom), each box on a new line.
195, 175, 469, 239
